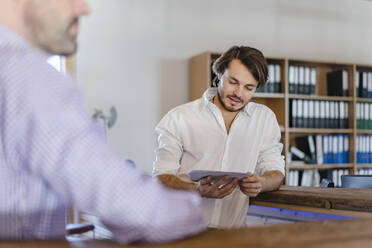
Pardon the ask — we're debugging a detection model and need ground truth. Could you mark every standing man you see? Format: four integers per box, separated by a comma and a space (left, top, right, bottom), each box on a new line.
0, 0, 205, 244
153, 46, 285, 228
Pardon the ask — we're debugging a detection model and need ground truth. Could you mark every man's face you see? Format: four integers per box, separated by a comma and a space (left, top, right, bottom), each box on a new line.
217, 59, 258, 112
23, 0, 90, 56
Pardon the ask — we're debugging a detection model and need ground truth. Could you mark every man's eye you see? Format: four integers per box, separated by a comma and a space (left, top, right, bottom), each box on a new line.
229, 80, 237, 84
246, 87, 254, 91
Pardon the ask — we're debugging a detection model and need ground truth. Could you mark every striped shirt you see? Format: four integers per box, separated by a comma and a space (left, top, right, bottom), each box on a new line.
0, 23, 205, 243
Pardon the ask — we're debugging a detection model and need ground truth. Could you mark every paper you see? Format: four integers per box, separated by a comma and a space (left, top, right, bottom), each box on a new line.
189, 170, 251, 182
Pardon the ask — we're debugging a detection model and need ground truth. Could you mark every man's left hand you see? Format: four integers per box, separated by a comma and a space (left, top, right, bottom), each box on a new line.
238, 174, 264, 197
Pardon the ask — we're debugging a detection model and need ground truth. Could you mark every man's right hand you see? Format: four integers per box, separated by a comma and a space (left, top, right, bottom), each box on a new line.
197, 176, 238, 199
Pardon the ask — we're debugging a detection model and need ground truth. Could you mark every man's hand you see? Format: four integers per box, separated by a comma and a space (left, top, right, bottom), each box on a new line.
238, 174, 264, 197
239, 171, 284, 197
197, 176, 238, 199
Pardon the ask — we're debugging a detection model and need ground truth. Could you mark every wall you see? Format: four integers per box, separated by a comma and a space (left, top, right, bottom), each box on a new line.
76, 0, 372, 173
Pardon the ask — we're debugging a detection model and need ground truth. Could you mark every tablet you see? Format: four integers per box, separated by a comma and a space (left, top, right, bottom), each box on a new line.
189, 170, 251, 182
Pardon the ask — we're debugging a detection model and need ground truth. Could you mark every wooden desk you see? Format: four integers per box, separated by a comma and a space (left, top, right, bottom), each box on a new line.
250, 186, 372, 218
2, 218, 372, 248
3, 186, 372, 247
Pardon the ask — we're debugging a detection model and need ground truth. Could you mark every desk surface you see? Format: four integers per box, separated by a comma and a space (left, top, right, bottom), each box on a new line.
251, 186, 372, 213
2, 218, 372, 248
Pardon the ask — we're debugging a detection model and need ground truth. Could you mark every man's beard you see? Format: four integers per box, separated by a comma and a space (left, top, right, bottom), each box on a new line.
217, 92, 246, 112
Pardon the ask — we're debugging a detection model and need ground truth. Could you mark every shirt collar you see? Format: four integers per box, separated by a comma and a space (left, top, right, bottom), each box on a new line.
202, 88, 254, 117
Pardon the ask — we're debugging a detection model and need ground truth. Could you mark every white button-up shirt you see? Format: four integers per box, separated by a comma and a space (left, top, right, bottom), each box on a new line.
153, 88, 285, 228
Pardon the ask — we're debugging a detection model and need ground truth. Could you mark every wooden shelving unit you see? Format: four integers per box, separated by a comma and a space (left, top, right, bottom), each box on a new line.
288, 164, 353, 170
189, 51, 372, 185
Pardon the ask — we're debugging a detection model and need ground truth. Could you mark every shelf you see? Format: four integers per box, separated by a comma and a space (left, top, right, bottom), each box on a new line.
189, 51, 372, 185
254, 93, 285, 99
288, 164, 353, 170
288, 128, 353, 134
356, 130, 372, 134
356, 98, 372, 103
288, 94, 353, 102
356, 164, 372, 169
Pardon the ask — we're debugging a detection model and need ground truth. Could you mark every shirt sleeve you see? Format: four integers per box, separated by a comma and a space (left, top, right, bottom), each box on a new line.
1, 51, 206, 243
255, 110, 285, 176
153, 111, 184, 176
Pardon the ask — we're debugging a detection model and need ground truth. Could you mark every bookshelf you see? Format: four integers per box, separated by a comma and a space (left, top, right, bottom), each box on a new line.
189, 51, 372, 186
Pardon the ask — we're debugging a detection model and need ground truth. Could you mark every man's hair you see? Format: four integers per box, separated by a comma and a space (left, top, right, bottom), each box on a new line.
212, 46, 268, 88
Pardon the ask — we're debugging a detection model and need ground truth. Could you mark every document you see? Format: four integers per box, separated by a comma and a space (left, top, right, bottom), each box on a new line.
189, 170, 251, 182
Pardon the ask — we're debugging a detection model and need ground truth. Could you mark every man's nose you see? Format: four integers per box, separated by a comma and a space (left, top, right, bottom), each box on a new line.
75, 0, 91, 16
233, 86, 243, 98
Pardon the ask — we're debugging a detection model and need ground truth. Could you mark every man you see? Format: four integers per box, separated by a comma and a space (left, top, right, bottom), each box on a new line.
153, 46, 285, 228
0, 0, 205, 244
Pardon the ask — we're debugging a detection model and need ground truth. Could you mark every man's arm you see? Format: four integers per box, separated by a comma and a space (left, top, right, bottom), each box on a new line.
158, 174, 239, 199
239, 110, 285, 197
157, 174, 197, 190
3, 57, 206, 244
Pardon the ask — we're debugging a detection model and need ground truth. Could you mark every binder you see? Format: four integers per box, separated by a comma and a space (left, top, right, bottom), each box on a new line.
337, 135, 343, 163
363, 135, 367, 163
310, 68, 316, 95
362, 72, 368, 98
299, 66, 305, 94
297, 99, 304, 128
289, 171, 294, 186
325, 101, 330, 129
314, 100, 320, 129
369, 103, 372, 129
288, 66, 295, 94
295, 136, 311, 157
344, 135, 349, 163
289, 146, 313, 163
345, 102, 349, 128
274, 64, 281, 93
332, 135, 338, 164
356, 70, 360, 97
315, 135, 323, 164
361, 135, 365, 163
309, 100, 314, 128
308, 135, 316, 162
330, 101, 336, 128
357, 103, 361, 129
323, 135, 329, 164
342, 70, 349, 97
369, 136, 372, 163
367, 136, 371, 164
357, 136, 361, 163
294, 66, 299, 94
303, 100, 309, 128
320, 101, 326, 129
304, 67, 310, 95
334, 101, 339, 129
332, 170, 338, 186
339, 102, 345, 129
291, 99, 297, 127
294, 170, 299, 186
326, 70, 348, 96
361, 103, 365, 129
301, 170, 313, 187
368, 72, 372, 98
268, 64, 274, 93
363, 103, 367, 129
